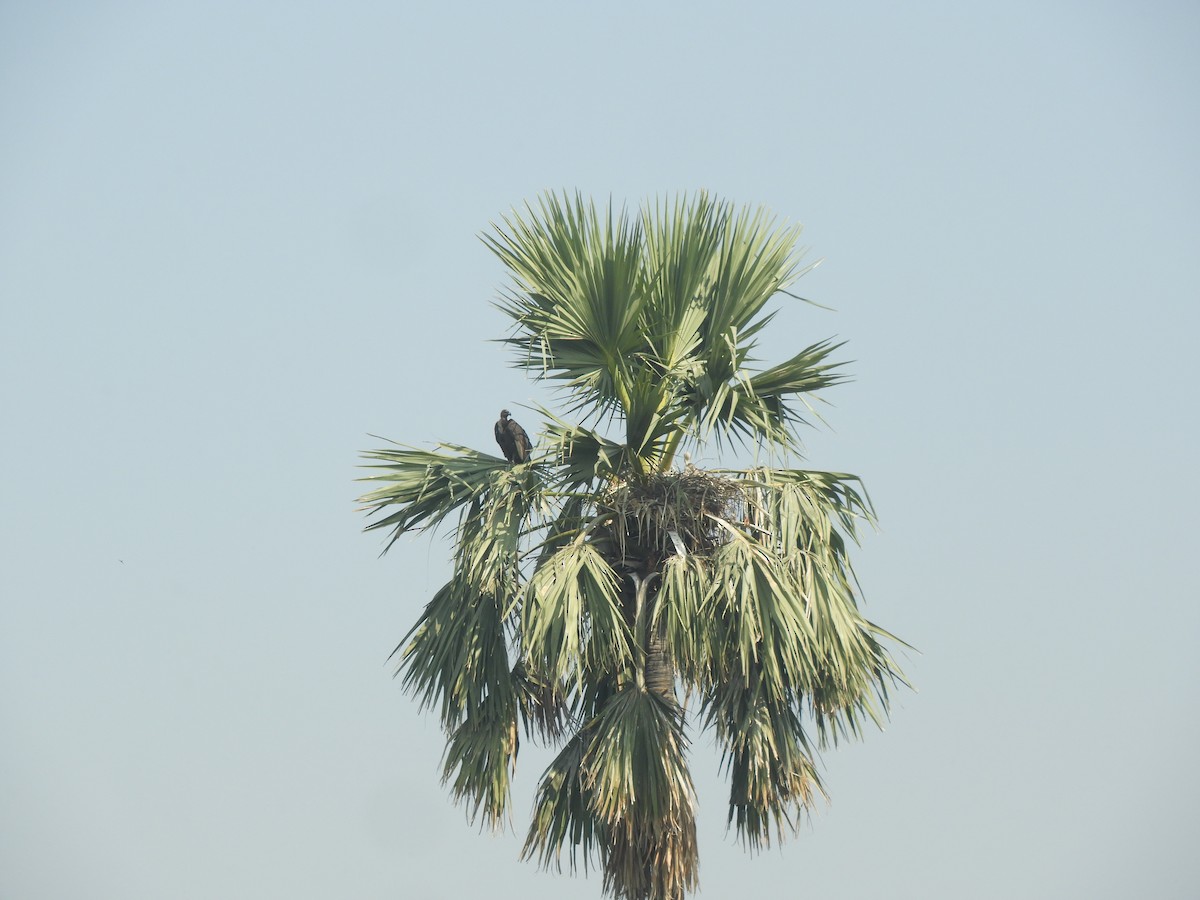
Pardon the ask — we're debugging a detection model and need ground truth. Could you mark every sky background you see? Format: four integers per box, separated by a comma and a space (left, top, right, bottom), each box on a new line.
2, 2, 1198, 898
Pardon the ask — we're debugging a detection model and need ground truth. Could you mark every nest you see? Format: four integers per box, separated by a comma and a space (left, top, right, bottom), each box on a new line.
599, 465, 743, 562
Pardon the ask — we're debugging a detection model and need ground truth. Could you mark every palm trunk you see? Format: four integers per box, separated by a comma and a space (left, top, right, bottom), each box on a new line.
643, 622, 676, 706
620, 568, 691, 900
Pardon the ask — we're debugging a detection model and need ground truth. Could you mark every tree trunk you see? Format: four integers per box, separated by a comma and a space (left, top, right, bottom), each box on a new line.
643, 622, 676, 707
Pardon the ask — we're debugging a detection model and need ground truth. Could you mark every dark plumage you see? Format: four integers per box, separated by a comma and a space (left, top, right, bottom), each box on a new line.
494, 409, 531, 464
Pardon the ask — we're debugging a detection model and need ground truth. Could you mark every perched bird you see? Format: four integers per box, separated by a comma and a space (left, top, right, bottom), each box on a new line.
494, 409, 531, 464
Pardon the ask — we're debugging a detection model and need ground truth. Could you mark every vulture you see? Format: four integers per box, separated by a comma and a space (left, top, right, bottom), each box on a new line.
494, 409, 531, 464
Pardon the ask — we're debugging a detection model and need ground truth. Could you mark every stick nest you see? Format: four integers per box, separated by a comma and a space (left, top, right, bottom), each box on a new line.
599, 466, 743, 561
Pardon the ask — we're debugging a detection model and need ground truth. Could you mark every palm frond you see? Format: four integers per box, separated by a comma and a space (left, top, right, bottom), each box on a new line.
654, 554, 712, 686
640, 193, 724, 370
705, 673, 826, 850
441, 673, 519, 829
704, 205, 809, 345
703, 523, 820, 689
522, 728, 606, 875
357, 442, 513, 552
486, 193, 648, 411
391, 579, 503, 718
583, 685, 699, 900
522, 539, 634, 691
714, 339, 850, 450
732, 467, 907, 745
541, 415, 632, 488
747, 339, 850, 403
512, 660, 571, 743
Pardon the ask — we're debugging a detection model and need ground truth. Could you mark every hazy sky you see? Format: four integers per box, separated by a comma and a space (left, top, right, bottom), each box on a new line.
2, 3, 1198, 899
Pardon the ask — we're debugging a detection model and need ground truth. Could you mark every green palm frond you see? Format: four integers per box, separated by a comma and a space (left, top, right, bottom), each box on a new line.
703, 523, 820, 690
747, 339, 850, 405
707, 673, 825, 850
441, 670, 519, 829
654, 554, 711, 685
392, 579, 478, 727
393, 576, 518, 827
357, 442, 515, 551
639, 194, 724, 371
522, 538, 634, 692
522, 728, 606, 875
512, 660, 571, 743
454, 465, 543, 596
732, 466, 906, 729
583, 685, 698, 900
541, 414, 636, 487
486, 193, 647, 414
583, 686, 693, 824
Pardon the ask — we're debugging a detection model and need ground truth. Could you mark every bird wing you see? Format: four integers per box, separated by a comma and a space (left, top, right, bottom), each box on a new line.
495, 419, 517, 462
510, 420, 531, 462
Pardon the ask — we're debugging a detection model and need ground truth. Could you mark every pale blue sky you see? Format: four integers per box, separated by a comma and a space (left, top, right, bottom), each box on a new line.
2, 3, 1198, 898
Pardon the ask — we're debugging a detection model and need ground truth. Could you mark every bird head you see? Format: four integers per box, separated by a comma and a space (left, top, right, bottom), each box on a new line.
500, 409, 510, 419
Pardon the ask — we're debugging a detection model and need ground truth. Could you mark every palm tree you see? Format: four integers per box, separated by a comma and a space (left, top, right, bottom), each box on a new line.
358, 192, 906, 900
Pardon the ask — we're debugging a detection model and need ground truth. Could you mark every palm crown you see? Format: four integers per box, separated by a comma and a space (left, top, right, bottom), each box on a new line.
359, 192, 906, 900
